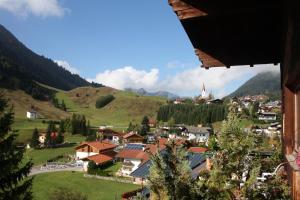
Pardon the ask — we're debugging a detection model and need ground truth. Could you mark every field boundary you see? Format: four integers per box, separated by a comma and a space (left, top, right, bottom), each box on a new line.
83, 174, 134, 184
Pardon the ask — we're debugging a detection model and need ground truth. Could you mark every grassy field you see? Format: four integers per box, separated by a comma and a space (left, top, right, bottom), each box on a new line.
23, 134, 85, 165
32, 172, 140, 200
56, 87, 166, 126
3, 86, 166, 143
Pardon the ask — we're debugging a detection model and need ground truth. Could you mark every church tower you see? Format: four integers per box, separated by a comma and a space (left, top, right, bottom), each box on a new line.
201, 83, 207, 98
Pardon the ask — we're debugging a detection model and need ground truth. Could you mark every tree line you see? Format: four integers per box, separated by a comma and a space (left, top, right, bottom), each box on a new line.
95, 95, 115, 108
157, 104, 227, 125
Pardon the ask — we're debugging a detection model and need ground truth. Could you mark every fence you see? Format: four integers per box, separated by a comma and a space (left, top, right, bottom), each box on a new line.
83, 174, 134, 184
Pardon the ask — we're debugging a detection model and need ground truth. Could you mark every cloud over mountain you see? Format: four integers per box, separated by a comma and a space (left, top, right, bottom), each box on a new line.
89, 64, 280, 98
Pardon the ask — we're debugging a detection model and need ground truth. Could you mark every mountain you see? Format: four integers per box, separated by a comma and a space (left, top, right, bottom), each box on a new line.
125, 88, 179, 99
228, 71, 281, 97
0, 24, 102, 94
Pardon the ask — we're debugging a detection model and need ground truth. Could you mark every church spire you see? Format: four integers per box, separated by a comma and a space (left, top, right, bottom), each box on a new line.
201, 83, 206, 98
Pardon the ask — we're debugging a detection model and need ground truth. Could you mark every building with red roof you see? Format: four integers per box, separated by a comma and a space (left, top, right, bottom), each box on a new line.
75, 141, 117, 171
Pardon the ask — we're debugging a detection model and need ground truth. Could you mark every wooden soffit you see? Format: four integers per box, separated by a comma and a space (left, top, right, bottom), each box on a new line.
169, 0, 283, 68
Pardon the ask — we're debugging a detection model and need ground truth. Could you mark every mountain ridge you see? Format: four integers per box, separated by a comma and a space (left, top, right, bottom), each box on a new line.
0, 24, 102, 92
125, 88, 179, 99
227, 71, 281, 98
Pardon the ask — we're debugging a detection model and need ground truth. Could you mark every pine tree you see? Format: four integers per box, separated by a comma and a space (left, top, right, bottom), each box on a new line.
140, 116, 150, 136
55, 131, 64, 145
61, 100, 67, 111
30, 128, 40, 149
0, 95, 33, 199
148, 141, 193, 200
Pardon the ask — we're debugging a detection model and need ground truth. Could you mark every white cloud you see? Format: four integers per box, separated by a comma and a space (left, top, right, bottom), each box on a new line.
88, 66, 159, 90
159, 64, 280, 98
89, 64, 280, 98
54, 60, 80, 74
0, 0, 68, 18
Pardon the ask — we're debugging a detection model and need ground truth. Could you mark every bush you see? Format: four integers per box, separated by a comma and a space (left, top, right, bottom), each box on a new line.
95, 95, 115, 108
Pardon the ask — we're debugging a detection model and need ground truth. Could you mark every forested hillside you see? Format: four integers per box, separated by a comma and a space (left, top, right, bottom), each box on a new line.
228, 71, 280, 97
157, 104, 227, 125
0, 24, 102, 98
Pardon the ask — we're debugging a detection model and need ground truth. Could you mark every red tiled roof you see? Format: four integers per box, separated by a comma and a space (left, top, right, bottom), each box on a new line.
75, 141, 117, 152
98, 129, 125, 136
188, 147, 208, 153
123, 132, 143, 139
116, 149, 148, 161
84, 152, 115, 164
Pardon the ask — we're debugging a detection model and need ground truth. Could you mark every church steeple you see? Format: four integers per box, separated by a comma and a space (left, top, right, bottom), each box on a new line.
201, 83, 206, 98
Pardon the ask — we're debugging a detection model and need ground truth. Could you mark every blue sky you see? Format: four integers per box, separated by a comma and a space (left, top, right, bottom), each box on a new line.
0, 0, 279, 97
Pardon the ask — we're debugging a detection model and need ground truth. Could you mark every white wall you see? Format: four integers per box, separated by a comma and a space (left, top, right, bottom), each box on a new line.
121, 158, 142, 175
188, 133, 209, 143
76, 152, 97, 160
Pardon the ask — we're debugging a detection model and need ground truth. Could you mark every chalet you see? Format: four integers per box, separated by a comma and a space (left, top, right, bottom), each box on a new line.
98, 128, 125, 144
123, 132, 144, 144
75, 141, 117, 171
26, 111, 37, 119
168, 0, 300, 197
116, 139, 168, 176
258, 112, 277, 121
184, 126, 211, 143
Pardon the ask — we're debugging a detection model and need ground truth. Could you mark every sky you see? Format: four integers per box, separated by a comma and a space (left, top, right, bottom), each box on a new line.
0, 0, 280, 97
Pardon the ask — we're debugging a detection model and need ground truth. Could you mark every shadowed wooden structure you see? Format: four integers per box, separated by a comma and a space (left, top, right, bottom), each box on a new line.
169, 0, 300, 198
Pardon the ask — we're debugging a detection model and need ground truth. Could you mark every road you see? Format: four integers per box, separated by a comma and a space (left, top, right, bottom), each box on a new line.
29, 165, 83, 176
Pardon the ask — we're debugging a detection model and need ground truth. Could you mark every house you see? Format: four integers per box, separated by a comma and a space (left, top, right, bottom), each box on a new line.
149, 118, 157, 128
98, 128, 125, 144
184, 126, 211, 143
123, 132, 144, 144
26, 111, 37, 119
38, 132, 46, 144
174, 99, 183, 104
116, 139, 168, 176
258, 112, 277, 121
75, 141, 117, 171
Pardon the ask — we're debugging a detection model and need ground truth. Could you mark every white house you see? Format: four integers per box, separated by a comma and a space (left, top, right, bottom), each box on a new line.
75, 141, 117, 171
258, 112, 277, 121
184, 126, 211, 143
116, 140, 167, 176
26, 111, 37, 119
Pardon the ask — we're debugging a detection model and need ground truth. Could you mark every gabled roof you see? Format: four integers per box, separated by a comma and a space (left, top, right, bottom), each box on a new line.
188, 147, 208, 153
186, 126, 210, 134
82, 152, 116, 165
98, 129, 125, 136
123, 132, 143, 139
75, 141, 117, 152
116, 149, 149, 161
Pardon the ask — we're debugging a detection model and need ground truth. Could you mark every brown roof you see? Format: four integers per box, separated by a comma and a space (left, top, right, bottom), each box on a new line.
116, 149, 148, 161
188, 147, 208, 153
98, 129, 125, 136
83, 152, 116, 165
75, 141, 117, 152
123, 132, 143, 139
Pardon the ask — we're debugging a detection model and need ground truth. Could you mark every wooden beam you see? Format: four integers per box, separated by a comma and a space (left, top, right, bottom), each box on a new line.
195, 49, 225, 68
169, 0, 207, 20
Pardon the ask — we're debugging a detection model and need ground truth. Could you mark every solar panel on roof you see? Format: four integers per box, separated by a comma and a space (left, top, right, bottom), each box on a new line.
125, 143, 145, 150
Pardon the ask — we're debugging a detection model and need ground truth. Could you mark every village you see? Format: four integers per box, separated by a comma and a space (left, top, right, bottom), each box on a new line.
26, 86, 283, 199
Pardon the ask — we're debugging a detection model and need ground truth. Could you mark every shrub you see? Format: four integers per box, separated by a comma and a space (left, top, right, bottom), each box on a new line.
95, 95, 115, 108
